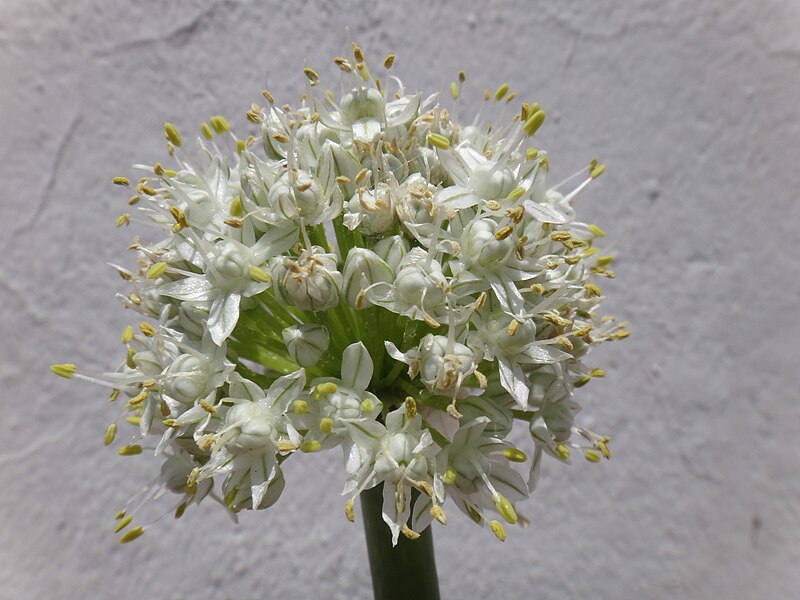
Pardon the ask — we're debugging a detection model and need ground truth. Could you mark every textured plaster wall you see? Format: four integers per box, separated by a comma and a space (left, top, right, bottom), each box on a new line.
2, 0, 799, 598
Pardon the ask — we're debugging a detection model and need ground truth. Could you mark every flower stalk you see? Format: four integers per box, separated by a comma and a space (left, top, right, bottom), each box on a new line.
361, 484, 440, 600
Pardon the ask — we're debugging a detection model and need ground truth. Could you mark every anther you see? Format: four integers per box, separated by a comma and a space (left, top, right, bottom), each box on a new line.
587, 224, 606, 237
402, 525, 421, 540
345, 499, 355, 522
112, 176, 130, 186
522, 110, 546, 136
146, 262, 167, 279
300, 440, 321, 453
114, 515, 133, 533
210, 115, 230, 134
427, 133, 451, 150
200, 122, 213, 140
502, 447, 527, 463
163, 122, 181, 146
494, 83, 509, 101
50, 364, 76, 379
383, 54, 395, 69
431, 505, 447, 525
119, 526, 144, 544
405, 396, 417, 419
319, 418, 334, 434
303, 67, 319, 84
139, 322, 155, 337
104, 423, 117, 446
293, 400, 308, 415
584, 450, 601, 463
249, 265, 271, 283
118, 444, 143, 456
489, 520, 507, 541
494, 225, 513, 241
314, 382, 337, 397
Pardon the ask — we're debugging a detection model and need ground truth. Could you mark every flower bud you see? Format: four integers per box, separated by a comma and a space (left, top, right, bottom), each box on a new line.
339, 88, 384, 124
267, 170, 325, 221
342, 248, 394, 307
282, 324, 330, 368
372, 235, 409, 271
270, 246, 342, 312
394, 252, 447, 312
416, 334, 476, 394
469, 162, 515, 200
396, 173, 436, 226
462, 218, 514, 270
345, 183, 396, 235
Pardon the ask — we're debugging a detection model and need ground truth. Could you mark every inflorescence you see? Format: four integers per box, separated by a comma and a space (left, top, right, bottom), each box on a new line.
52, 43, 626, 546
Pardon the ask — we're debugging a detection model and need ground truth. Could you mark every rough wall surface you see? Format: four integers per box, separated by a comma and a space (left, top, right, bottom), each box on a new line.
2, 0, 799, 598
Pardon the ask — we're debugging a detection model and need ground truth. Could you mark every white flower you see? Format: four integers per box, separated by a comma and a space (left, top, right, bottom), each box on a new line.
270, 245, 343, 312
282, 323, 330, 368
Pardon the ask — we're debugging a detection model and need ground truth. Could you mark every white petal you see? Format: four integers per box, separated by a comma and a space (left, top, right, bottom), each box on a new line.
208, 292, 241, 345
342, 342, 373, 391
160, 277, 214, 302
498, 358, 529, 408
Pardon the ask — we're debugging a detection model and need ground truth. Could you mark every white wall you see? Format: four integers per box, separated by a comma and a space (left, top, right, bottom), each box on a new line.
2, 0, 799, 598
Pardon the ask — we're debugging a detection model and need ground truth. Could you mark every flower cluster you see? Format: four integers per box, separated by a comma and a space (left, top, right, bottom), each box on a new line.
53, 45, 626, 545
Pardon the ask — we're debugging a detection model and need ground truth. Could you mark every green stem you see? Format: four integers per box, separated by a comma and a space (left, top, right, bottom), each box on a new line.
360, 484, 440, 600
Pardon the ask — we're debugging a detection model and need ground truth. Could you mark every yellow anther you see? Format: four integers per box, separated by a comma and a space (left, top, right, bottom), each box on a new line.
163, 122, 181, 147
303, 67, 319, 84
223, 217, 242, 228
585, 450, 601, 463
494, 494, 518, 524
489, 520, 507, 541
595, 255, 614, 268
300, 440, 321, 453
109, 388, 120, 402
127, 388, 148, 407
262, 89, 275, 103
319, 418, 334, 434
139, 322, 155, 337
493, 83, 509, 101
360, 398, 373, 413
506, 319, 519, 336
235, 139, 246, 154
114, 510, 126, 520
522, 109, 546, 136
125, 347, 137, 368
574, 376, 592, 388
276, 440, 297, 453
383, 54, 395, 69
174, 502, 187, 519
248, 265, 271, 283
573, 324, 592, 337
345, 499, 355, 523
334, 56, 352, 72
564, 255, 581, 265
556, 443, 571, 461
315, 382, 338, 397
139, 185, 157, 196
210, 115, 230, 134
405, 396, 417, 419
590, 368, 605, 378
507, 186, 525, 202
494, 225, 513, 241
115, 213, 130, 228
402, 525, 421, 540
162, 418, 176, 427
293, 400, 308, 415
356, 62, 368, 80
199, 399, 216, 414
114, 514, 133, 533
444, 466, 458, 485
525, 148, 539, 160
458, 70, 466, 82
50, 363, 76, 379
146, 262, 167, 279
119, 526, 144, 544
103, 423, 117, 446
431, 505, 447, 525
544, 313, 572, 328
112, 176, 130, 186
127, 195, 140, 205
585, 283, 602, 297
597, 440, 611, 460
550, 231, 572, 242
450, 81, 459, 99
485, 200, 502, 211
502, 447, 528, 463
427, 133, 451, 150
335, 175, 351, 184
587, 224, 606, 237
200, 122, 213, 140
118, 444, 143, 456
582, 246, 600, 259
152, 162, 164, 177
126, 416, 140, 426
556, 336, 574, 351
272, 132, 289, 143
355, 168, 369, 184
352, 42, 365, 63
483, 88, 490, 101
590, 163, 606, 179
614, 330, 630, 340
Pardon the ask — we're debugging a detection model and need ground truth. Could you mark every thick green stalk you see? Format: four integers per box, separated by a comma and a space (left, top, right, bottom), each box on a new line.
360, 484, 441, 600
